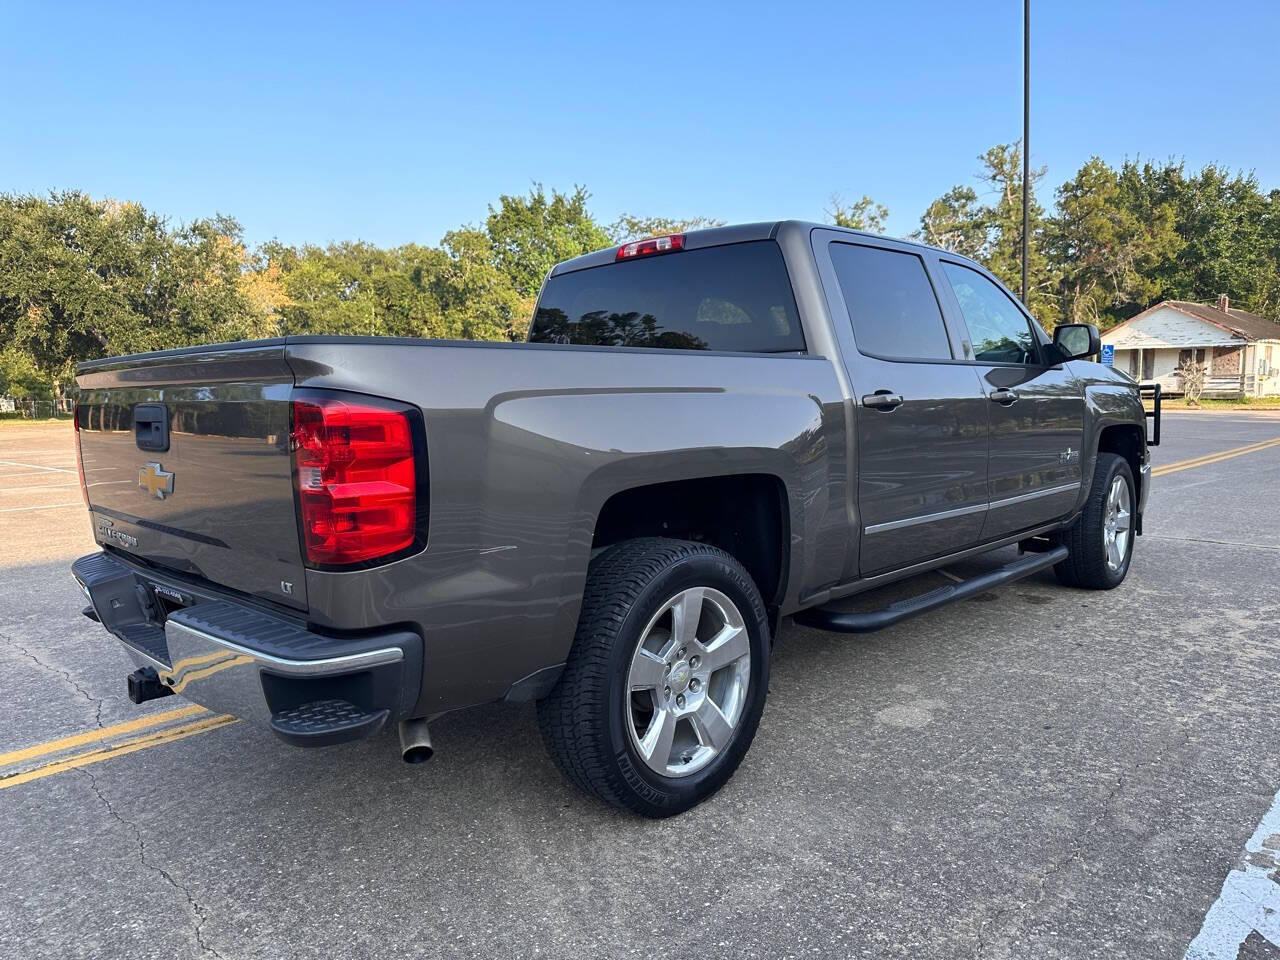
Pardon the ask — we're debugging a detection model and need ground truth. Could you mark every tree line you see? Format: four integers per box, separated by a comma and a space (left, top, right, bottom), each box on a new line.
2, 144, 1278, 398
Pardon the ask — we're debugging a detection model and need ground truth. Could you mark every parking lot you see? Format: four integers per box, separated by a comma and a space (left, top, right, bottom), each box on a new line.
1, 411, 1278, 959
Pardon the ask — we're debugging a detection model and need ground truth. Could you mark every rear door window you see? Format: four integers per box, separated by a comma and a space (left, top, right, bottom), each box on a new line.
529, 241, 804, 352
827, 242, 953, 361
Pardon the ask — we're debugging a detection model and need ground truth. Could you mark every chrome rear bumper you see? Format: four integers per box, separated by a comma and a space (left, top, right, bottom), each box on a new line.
72, 551, 422, 746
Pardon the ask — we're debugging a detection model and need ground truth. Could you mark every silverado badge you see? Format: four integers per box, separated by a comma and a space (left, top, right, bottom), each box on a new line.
138, 461, 175, 500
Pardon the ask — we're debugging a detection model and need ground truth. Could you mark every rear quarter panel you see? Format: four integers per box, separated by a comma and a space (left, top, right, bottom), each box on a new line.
285, 339, 849, 716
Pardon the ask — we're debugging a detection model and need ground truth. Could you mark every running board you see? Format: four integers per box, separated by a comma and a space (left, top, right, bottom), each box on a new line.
793, 546, 1068, 634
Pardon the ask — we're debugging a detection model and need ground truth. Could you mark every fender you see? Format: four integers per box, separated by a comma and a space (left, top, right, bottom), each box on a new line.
1078, 369, 1147, 506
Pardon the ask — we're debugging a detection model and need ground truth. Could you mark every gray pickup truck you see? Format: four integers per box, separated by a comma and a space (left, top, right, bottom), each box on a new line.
70, 221, 1156, 816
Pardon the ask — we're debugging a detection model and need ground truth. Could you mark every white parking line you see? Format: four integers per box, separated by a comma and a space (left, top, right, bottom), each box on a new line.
1184, 790, 1280, 957
0, 483, 77, 493
0, 460, 75, 474
0, 502, 82, 513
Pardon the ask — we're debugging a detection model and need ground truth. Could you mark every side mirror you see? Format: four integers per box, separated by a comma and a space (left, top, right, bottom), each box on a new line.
1052, 323, 1101, 362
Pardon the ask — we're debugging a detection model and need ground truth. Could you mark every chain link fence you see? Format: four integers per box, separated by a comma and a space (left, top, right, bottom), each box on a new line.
0, 398, 75, 420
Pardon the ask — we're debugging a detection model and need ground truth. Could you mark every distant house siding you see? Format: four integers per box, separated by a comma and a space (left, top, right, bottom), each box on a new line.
1113, 347, 1192, 393
1105, 307, 1242, 351
1102, 306, 1270, 398
1258, 342, 1280, 396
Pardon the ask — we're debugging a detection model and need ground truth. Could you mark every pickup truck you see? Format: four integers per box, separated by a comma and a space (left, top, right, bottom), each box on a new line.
70, 221, 1155, 817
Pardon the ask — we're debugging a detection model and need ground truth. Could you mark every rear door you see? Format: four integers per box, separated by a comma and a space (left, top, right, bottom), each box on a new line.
813, 233, 990, 576
75, 342, 308, 610
934, 261, 1085, 539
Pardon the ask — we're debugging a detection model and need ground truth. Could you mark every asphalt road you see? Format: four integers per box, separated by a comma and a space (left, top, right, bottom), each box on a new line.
1, 411, 1278, 959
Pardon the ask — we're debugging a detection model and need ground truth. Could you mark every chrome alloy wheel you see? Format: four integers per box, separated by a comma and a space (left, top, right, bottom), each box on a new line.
625, 586, 751, 778
1103, 475, 1132, 572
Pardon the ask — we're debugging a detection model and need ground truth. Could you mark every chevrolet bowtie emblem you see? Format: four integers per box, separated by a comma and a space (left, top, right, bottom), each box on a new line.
138, 461, 175, 500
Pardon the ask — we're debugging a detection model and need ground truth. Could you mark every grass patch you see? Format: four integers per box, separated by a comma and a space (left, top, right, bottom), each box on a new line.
1152, 396, 1280, 411
0, 417, 73, 428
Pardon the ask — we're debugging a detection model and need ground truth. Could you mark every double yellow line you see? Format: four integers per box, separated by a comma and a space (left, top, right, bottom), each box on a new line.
0, 704, 237, 790
1152, 436, 1280, 478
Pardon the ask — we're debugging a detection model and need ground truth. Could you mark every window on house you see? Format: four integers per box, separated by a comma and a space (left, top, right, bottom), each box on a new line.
1141, 349, 1155, 380
1128, 351, 1140, 377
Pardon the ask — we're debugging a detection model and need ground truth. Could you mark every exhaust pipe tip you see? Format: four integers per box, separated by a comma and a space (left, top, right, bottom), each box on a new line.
399, 718, 433, 764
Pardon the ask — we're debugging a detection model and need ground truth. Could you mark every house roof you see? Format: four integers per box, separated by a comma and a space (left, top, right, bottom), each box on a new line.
1166, 301, 1280, 341
1106, 300, 1280, 342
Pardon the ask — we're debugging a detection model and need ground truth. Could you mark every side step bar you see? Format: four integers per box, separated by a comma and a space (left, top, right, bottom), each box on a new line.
794, 546, 1068, 634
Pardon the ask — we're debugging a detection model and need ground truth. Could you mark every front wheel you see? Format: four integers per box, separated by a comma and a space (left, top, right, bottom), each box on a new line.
536, 538, 771, 817
1055, 452, 1135, 589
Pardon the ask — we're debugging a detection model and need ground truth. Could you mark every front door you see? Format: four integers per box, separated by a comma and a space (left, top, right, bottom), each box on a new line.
935, 261, 1085, 539
815, 235, 991, 576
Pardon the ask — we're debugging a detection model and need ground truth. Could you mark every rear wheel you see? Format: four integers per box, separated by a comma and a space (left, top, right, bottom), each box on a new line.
536, 538, 771, 817
1055, 452, 1135, 589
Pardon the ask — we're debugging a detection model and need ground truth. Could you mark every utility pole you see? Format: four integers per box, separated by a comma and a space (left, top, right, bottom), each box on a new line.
1021, 0, 1030, 304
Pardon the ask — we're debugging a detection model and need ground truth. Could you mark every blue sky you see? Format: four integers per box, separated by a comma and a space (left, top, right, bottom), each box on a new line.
3, 1, 1277, 248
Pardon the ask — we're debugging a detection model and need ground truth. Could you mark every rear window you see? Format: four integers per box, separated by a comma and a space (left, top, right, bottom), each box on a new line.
528, 241, 805, 353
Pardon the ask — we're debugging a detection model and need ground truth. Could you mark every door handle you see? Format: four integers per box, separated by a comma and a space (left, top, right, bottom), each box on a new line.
989, 388, 1018, 405
861, 391, 904, 411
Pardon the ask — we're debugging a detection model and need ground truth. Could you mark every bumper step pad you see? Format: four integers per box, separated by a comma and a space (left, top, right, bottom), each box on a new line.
269, 699, 389, 747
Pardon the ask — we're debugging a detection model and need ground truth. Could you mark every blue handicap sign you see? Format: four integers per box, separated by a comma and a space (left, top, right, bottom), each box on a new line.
1101, 343, 1115, 366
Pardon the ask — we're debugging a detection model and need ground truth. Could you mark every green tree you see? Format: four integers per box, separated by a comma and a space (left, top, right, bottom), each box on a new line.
826, 194, 889, 233
0, 347, 50, 398
917, 186, 987, 259
1111, 160, 1280, 319
433, 228, 526, 341
607, 214, 724, 243
975, 143, 1056, 320
0, 192, 257, 394
915, 143, 1056, 321
1047, 157, 1177, 327
483, 185, 612, 299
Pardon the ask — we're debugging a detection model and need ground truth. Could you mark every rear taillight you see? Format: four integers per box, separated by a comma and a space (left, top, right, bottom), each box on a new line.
616, 233, 685, 260
290, 394, 419, 567
73, 401, 88, 506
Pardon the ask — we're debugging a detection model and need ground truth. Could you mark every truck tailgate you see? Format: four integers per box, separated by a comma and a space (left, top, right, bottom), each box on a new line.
75, 342, 307, 611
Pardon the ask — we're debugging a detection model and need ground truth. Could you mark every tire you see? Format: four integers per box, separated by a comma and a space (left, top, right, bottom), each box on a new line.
536, 537, 772, 818
1054, 452, 1136, 590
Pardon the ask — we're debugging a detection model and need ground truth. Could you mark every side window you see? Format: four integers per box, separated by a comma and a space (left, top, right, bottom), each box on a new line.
828, 242, 953, 361
940, 262, 1039, 364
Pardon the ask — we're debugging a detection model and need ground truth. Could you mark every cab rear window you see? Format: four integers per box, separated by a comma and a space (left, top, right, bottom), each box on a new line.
529, 241, 805, 353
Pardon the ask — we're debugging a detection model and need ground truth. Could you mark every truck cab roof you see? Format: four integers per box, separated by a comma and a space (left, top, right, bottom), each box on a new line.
548, 220, 982, 278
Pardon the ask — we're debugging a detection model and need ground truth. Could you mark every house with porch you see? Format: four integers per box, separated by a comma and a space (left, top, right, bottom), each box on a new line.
1102, 295, 1280, 398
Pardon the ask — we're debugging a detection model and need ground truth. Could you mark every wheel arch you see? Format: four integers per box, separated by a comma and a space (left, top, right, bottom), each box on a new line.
1095, 423, 1145, 526
590, 472, 792, 618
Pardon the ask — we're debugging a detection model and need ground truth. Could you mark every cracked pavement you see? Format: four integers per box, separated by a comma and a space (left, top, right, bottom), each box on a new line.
1, 412, 1278, 959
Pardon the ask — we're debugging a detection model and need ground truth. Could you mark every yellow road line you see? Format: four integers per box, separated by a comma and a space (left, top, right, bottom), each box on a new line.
1155, 436, 1280, 472
1152, 436, 1280, 477
0, 714, 238, 790
0, 704, 209, 766
169, 655, 253, 694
